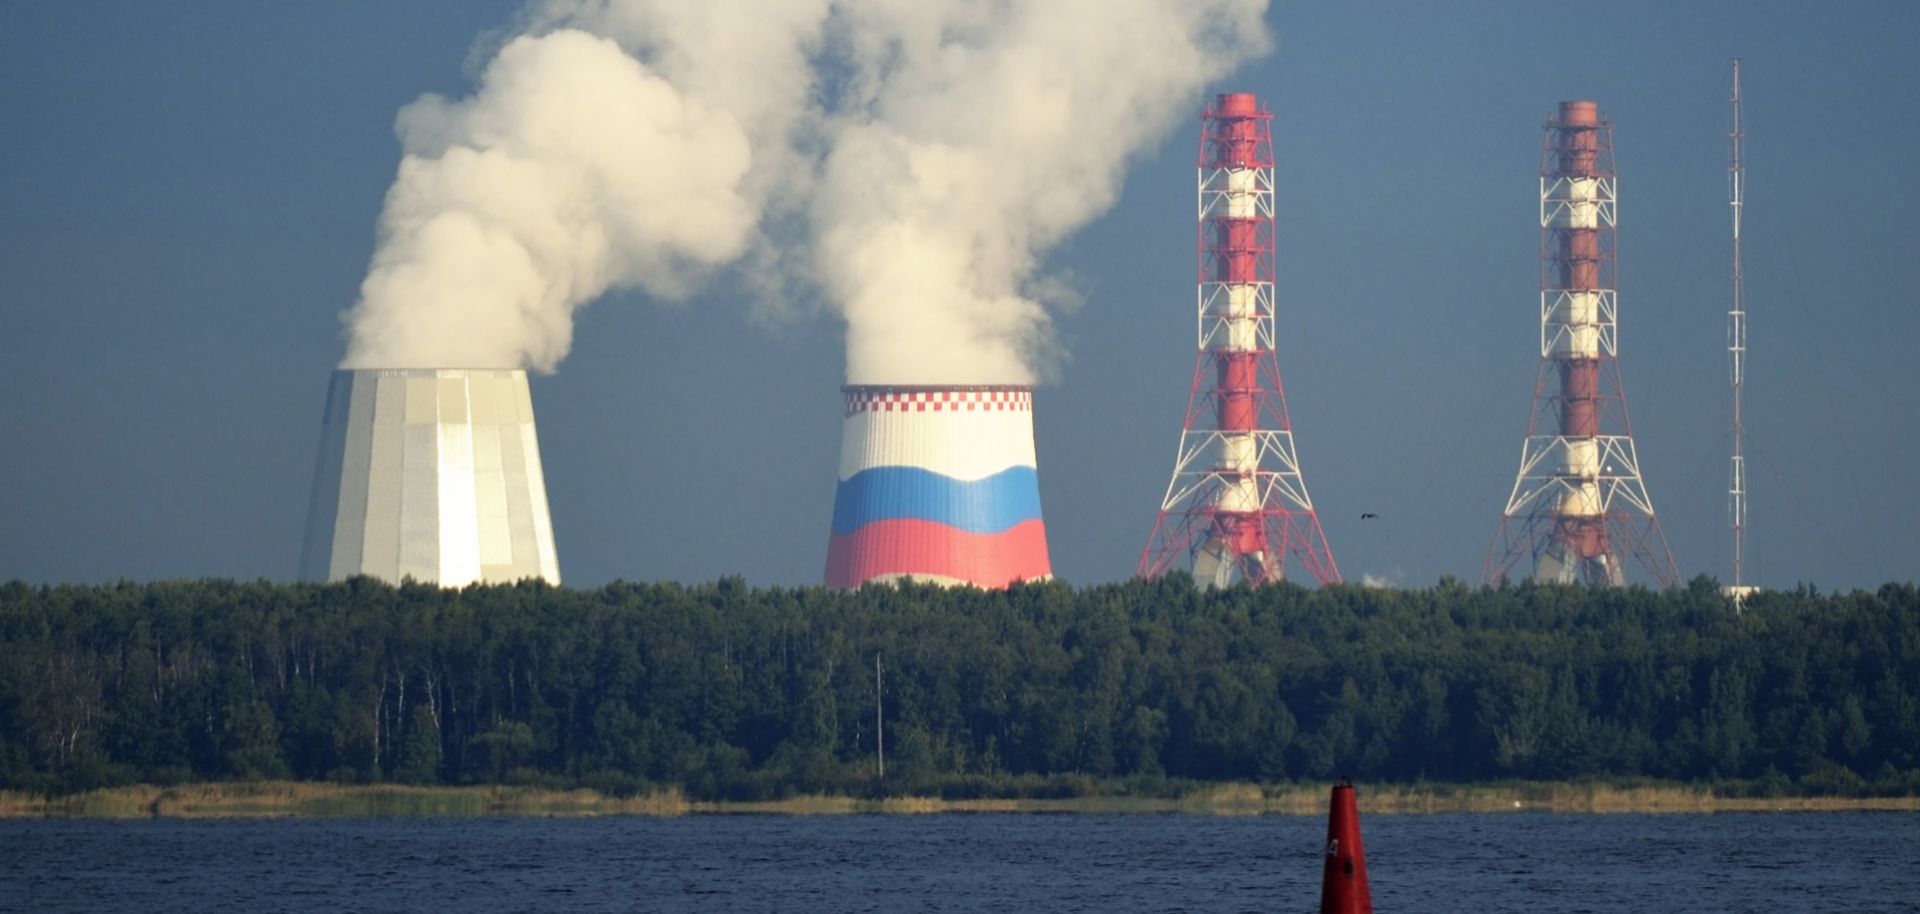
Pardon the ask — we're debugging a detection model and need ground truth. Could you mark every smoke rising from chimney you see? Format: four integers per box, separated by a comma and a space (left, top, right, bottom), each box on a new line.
816, 0, 1268, 384
341, 0, 1270, 383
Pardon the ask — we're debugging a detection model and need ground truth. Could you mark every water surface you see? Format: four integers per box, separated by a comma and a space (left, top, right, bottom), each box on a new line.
3, 812, 1916, 912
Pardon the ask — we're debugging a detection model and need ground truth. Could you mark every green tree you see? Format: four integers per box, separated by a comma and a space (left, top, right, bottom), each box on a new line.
395, 705, 442, 785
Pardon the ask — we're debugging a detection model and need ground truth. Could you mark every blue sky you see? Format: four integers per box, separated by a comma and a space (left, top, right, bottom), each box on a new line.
2, 2, 1915, 590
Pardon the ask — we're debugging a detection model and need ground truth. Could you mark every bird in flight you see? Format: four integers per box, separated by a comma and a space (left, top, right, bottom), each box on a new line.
1360, 513, 1378, 520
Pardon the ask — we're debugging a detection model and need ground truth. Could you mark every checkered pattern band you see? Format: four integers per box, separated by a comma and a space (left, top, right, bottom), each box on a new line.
844, 388, 1032, 415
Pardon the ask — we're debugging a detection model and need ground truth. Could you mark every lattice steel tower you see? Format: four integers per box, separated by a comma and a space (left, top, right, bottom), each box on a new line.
1483, 100, 1678, 588
1140, 92, 1340, 588
1727, 60, 1750, 602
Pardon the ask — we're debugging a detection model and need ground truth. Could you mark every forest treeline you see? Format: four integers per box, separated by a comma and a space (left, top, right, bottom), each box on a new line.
2, 575, 1916, 798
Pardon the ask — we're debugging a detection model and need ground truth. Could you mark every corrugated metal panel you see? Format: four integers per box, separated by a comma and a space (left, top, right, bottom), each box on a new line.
435, 382, 481, 585
497, 418, 541, 578
298, 372, 351, 581
331, 371, 377, 578
471, 409, 514, 570
360, 376, 407, 582
518, 407, 560, 581
396, 419, 440, 581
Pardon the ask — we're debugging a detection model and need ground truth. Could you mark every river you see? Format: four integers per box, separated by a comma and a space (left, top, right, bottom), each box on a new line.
3, 811, 1916, 912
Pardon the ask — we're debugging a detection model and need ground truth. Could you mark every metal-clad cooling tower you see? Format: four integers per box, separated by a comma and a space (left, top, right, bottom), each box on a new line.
824, 386, 1051, 588
301, 369, 560, 586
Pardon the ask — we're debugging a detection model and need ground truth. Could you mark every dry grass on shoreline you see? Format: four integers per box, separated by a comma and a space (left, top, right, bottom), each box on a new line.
0, 782, 697, 819
1, 781, 1914, 820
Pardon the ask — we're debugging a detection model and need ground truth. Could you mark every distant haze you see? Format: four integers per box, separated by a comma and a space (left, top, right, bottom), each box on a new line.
341, 0, 1271, 384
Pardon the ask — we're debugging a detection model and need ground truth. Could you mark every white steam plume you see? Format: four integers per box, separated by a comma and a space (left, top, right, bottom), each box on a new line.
818, 0, 1268, 384
343, 2, 827, 371
341, 0, 1270, 383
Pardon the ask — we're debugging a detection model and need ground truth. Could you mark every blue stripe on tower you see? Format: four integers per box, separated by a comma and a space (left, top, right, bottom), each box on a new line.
830, 465, 1040, 536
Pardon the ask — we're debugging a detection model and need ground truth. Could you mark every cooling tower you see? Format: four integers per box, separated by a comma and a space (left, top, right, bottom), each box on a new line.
300, 369, 560, 586
825, 386, 1051, 588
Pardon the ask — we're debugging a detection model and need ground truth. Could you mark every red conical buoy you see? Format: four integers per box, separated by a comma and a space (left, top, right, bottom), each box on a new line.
1319, 781, 1374, 914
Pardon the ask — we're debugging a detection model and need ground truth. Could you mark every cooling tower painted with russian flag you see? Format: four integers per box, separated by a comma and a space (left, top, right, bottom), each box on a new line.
825, 385, 1052, 588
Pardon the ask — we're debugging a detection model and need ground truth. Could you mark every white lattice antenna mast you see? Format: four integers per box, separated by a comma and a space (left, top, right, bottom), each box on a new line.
1728, 59, 1748, 605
